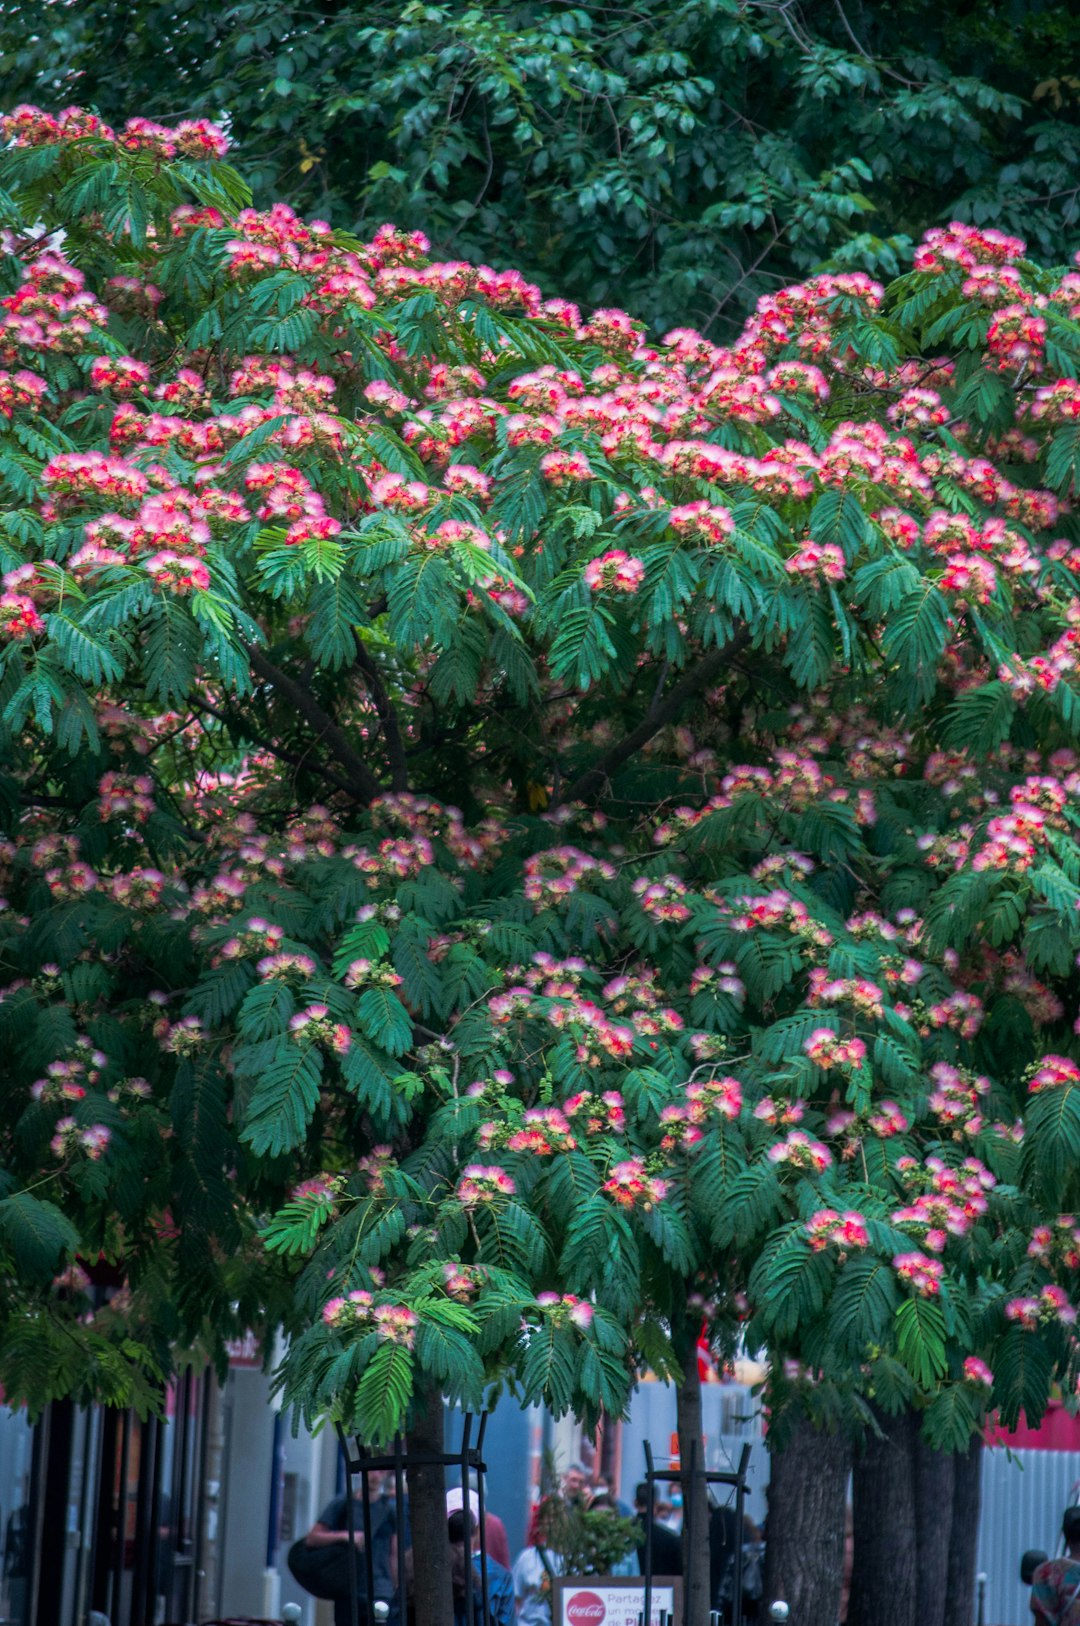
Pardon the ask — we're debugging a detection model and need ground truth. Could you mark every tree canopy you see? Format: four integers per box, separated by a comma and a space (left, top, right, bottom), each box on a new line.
2, 108, 1080, 1479
2, 2, 1079, 338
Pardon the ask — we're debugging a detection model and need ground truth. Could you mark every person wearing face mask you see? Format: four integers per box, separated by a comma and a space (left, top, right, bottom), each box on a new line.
659, 1490, 682, 1533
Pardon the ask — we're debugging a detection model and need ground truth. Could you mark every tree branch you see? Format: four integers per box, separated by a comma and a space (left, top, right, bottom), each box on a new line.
246, 647, 383, 803
558, 629, 752, 805
189, 695, 363, 803
352, 643, 410, 793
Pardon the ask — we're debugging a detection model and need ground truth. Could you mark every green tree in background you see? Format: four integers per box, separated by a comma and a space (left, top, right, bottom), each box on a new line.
3, 1, 1078, 337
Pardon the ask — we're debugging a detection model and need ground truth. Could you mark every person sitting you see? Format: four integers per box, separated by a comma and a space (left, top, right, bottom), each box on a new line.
1031, 1506, 1080, 1626
304, 1470, 407, 1626
447, 1486, 512, 1571
449, 1508, 516, 1626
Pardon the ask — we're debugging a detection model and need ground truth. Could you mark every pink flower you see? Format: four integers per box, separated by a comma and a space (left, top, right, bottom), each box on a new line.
685, 1076, 742, 1120
583, 550, 646, 594
963, 1356, 993, 1389
602, 1158, 667, 1209
768, 1130, 832, 1173
805, 1209, 869, 1251
1005, 1296, 1041, 1330
373, 1304, 418, 1347
1028, 1055, 1080, 1093
803, 1029, 866, 1070
456, 1165, 516, 1207
893, 1252, 944, 1297
785, 541, 846, 582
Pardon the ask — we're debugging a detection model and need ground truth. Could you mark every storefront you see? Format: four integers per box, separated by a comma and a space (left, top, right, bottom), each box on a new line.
0, 1372, 216, 1626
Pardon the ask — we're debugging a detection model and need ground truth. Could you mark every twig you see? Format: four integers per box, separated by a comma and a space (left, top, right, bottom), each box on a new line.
246, 647, 383, 803
189, 695, 362, 803
557, 627, 752, 804
352, 644, 410, 792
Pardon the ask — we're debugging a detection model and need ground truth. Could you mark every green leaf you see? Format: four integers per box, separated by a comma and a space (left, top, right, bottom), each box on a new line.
0, 1193, 79, 1283
881, 583, 949, 702
355, 1339, 414, 1444
828, 1256, 899, 1358
521, 1319, 576, 1415
356, 987, 413, 1057
895, 1296, 948, 1387
239, 1042, 324, 1156
262, 1195, 334, 1255
305, 578, 363, 668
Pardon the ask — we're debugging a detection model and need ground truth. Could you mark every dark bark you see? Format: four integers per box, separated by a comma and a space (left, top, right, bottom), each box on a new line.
407, 1386, 453, 1626
847, 1408, 918, 1626
189, 693, 362, 801
943, 1436, 983, 1626
247, 646, 384, 802
914, 1434, 955, 1626
674, 1333, 712, 1626
353, 642, 409, 792
558, 629, 751, 805
763, 1411, 850, 1626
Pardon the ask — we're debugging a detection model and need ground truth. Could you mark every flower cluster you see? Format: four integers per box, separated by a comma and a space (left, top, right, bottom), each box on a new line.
534, 1293, 594, 1329
50, 1118, 111, 1161
601, 1158, 668, 1209
1005, 1286, 1076, 1330
803, 1028, 867, 1070
892, 1251, 945, 1297
455, 1165, 516, 1207
321, 1290, 419, 1348
767, 1130, 832, 1173
804, 1209, 869, 1251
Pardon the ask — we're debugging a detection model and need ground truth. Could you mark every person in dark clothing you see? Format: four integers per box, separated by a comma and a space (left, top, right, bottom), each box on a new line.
305, 1472, 409, 1626
634, 1483, 683, 1577
709, 1501, 763, 1624
708, 1501, 739, 1619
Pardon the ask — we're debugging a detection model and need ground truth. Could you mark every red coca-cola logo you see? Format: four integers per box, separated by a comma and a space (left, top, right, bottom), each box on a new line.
567, 1593, 606, 1626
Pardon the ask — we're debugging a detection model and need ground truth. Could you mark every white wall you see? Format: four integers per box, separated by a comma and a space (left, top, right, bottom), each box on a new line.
217, 1368, 328, 1626
616, 1381, 769, 1529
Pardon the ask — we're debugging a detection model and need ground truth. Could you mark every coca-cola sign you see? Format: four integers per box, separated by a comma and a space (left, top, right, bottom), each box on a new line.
555, 1576, 679, 1626
567, 1593, 606, 1626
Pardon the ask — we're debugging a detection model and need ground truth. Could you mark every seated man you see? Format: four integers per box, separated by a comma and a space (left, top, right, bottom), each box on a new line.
449, 1508, 515, 1626
305, 1470, 409, 1626
1031, 1506, 1080, 1626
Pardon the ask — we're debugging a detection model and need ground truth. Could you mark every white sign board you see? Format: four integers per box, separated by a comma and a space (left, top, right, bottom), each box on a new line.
553, 1577, 682, 1626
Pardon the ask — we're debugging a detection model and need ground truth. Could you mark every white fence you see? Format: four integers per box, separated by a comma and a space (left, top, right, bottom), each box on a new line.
978, 1445, 1080, 1625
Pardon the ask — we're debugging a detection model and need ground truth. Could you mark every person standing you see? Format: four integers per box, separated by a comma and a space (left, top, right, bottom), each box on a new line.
634, 1482, 683, 1577
1032, 1507, 1080, 1626
587, 1493, 638, 1576
512, 1503, 564, 1626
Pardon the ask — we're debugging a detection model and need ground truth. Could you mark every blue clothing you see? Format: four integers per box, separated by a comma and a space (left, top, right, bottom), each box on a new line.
456, 1553, 516, 1626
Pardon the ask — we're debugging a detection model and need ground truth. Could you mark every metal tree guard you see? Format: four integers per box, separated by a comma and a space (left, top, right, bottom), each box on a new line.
641, 1440, 752, 1626
336, 1412, 493, 1626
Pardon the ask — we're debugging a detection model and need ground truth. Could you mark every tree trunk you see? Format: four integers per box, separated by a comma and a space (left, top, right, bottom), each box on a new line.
914, 1434, 954, 1626
674, 1328, 712, 1626
847, 1408, 918, 1626
407, 1385, 453, 1626
763, 1409, 850, 1626
943, 1436, 983, 1626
